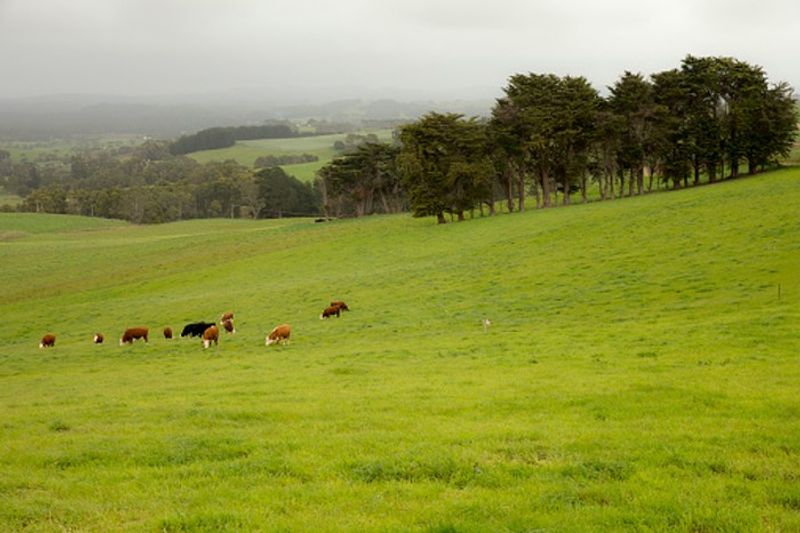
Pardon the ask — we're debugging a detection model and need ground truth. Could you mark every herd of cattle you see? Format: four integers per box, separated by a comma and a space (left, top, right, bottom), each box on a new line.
38, 301, 350, 350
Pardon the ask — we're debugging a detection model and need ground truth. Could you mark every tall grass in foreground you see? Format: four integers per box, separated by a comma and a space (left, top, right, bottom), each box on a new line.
0, 168, 798, 530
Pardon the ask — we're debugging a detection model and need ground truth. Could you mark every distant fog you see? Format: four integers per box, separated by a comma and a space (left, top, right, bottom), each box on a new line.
1, 0, 797, 138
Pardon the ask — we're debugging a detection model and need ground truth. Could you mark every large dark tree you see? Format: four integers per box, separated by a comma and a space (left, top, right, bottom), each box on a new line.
317, 142, 403, 217
608, 72, 659, 196
255, 167, 319, 218
493, 74, 599, 208
398, 113, 491, 223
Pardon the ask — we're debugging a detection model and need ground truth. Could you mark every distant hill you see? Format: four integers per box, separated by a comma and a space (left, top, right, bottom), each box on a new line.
0, 94, 493, 140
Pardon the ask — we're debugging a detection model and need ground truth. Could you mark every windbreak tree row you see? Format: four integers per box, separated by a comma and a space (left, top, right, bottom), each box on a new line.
317, 55, 796, 222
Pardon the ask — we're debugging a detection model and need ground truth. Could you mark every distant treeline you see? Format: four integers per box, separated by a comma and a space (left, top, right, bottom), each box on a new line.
2, 55, 796, 225
254, 153, 318, 168
169, 123, 300, 155
0, 140, 320, 223
317, 55, 797, 221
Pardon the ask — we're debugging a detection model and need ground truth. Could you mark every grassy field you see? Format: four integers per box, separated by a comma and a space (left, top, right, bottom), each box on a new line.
1, 135, 146, 163
187, 130, 393, 182
1, 168, 799, 530
0, 190, 22, 207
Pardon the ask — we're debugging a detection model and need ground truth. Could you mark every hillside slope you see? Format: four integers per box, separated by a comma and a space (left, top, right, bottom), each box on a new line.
1, 169, 799, 530
186, 130, 392, 181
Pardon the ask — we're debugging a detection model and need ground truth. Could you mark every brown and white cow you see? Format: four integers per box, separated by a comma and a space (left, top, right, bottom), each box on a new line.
120, 327, 148, 345
202, 325, 219, 348
265, 324, 291, 346
163, 327, 173, 339
39, 334, 56, 348
93, 333, 104, 344
330, 300, 350, 312
320, 305, 341, 319
221, 311, 234, 322
222, 319, 235, 334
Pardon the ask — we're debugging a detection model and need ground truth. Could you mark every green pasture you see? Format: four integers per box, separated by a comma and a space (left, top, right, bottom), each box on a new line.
187, 130, 394, 182
0, 191, 22, 207
1, 168, 799, 530
1, 135, 145, 163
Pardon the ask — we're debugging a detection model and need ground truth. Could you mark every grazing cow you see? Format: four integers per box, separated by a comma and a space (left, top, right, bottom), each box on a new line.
330, 300, 350, 312
265, 324, 291, 346
220, 311, 234, 322
181, 321, 215, 338
120, 327, 148, 345
202, 325, 219, 348
320, 305, 341, 319
39, 334, 56, 348
163, 327, 173, 339
222, 319, 235, 334
93, 333, 104, 344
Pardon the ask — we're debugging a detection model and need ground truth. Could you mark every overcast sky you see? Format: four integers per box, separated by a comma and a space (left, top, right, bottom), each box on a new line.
0, 0, 797, 102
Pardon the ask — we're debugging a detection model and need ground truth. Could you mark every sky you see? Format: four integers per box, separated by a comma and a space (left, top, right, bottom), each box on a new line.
0, 0, 798, 102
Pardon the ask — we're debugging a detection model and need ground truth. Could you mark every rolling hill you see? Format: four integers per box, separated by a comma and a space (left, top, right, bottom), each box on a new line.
186, 130, 393, 182
1, 168, 799, 530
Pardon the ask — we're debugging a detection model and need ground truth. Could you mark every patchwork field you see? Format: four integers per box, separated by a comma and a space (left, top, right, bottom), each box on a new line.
0, 190, 23, 207
1, 168, 799, 531
186, 130, 393, 182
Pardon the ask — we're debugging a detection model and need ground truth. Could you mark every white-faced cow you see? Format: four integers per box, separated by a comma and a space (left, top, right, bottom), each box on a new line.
120, 327, 148, 345
39, 334, 56, 348
202, 325, 219, 348
93, 333, 104, 344
163, 327, 173, 339
265, 324, 291, 346
330, 300, 350, 312
221, 311, 234, 322
222, 319, 235, 334
320, 305, 341, 319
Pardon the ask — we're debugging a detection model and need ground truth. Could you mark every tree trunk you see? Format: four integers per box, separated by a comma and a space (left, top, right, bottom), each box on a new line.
731, 157, 739, 178
580, 170, 588, 203
599, 174, 606, 201
607, 170, 614, 199
541, 171, 551, 208
505, 168, 514, 213
457, 211, 465, 221
437, 212, 446, 224
517, 175, 526, 212
563, 180, 571, 206
748, 160, 757, 175
636, 166, 643, 195
708, 161, 717, 183
628, 169, 635, 196
693, 158, 700, 186
379, 189, 390, 214
617, 169, 624, 199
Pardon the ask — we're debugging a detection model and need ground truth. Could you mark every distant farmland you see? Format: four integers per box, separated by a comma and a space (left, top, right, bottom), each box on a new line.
187, 130, 394, 182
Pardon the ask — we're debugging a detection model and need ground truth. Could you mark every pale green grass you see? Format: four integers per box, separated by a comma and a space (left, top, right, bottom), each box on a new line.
0, 191, 22, 207
187, 130, 393, 181
0, 169, 799, 530
1, 135, 145, 162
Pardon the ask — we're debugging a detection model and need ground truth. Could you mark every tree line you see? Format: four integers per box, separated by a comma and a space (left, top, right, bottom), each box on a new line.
3, 55, 795, 224
254, 153, 318, 168
317, 55, 797, 221
2, 140, 320, 223
169, 122, 300, 155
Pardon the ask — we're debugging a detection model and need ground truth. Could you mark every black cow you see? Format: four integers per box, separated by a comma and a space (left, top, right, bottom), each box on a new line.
181, 321, 216, 337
